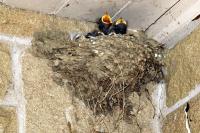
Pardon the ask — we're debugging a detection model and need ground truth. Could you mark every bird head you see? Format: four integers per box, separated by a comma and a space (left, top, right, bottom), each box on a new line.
115, 18, 127, 25
101, 12, 112, 25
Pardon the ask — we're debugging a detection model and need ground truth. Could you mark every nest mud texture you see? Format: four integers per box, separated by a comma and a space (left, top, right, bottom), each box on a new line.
32, 30, 164, 119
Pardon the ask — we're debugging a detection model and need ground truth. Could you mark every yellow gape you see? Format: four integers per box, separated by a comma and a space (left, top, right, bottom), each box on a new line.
101, 13, 112, 24
115, 18, 127, 25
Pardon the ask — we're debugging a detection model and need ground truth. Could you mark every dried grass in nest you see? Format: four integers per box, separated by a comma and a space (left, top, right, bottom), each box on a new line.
32, 30, 164, 120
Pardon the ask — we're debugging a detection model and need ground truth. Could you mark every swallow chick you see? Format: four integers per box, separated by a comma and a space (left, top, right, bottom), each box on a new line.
113, 18, 128, 34
97, 12, 113, 35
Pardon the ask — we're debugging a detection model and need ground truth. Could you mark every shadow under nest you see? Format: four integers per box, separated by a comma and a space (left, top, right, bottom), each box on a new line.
32, 30, 165, 120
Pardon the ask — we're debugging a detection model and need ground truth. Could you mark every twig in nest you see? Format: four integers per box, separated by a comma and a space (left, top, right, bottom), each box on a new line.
109, 84, 129, 98
98, 78, 115, 104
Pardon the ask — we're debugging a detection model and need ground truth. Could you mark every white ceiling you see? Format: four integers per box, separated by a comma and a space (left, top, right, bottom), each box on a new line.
56, 0, 178, 30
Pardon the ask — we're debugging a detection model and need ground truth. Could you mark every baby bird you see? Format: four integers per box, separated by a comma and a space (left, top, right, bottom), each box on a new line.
97, 12, 113, 35
113, 18, 127, 34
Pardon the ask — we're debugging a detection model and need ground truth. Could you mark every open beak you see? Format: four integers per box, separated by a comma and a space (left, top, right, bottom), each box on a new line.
101, 13, 112, 24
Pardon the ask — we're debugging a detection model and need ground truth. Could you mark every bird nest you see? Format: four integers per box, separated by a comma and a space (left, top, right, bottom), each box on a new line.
32, 30, 165, 120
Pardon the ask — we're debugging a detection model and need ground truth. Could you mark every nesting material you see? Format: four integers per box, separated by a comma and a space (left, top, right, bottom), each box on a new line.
32, 30, 164, 119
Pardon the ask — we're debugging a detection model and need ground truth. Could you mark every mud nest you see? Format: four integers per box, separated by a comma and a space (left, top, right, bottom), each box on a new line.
32, 30, 164, 119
